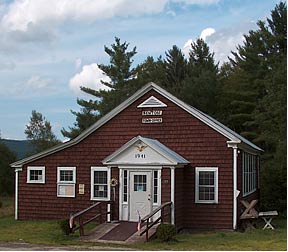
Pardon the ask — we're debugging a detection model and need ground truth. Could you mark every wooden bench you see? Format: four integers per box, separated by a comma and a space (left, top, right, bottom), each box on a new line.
258, 211, 278, 230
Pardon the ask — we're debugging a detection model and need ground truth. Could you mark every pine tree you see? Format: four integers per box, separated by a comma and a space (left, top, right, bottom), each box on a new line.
162, 45, 187, 98
0, 143, 16, 196
135, 56, 165, 88
182, 39, 218, 114
219, 2, 287, 211
62, 37, 138, 139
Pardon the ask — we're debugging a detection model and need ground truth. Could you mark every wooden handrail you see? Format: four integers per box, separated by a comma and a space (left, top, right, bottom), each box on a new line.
70, 201, 112, 236
140, 201, 172, 241
73, 202, 101, 219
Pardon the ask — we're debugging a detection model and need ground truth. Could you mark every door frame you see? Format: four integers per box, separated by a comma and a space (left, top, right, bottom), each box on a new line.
118, 166, 162, 221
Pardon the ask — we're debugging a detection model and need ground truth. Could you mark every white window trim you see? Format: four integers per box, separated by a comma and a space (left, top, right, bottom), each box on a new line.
91, 166, 111, 201
57, 167, 76, 198
27, 166, 45, 184
195, 167, 218, 204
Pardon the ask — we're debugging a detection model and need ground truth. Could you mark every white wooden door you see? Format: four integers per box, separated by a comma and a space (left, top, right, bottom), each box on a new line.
129, 171, 152, 221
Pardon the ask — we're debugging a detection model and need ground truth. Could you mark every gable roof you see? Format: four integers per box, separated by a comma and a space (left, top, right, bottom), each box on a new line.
103, 135, 189, 166
11, 82, 262, 168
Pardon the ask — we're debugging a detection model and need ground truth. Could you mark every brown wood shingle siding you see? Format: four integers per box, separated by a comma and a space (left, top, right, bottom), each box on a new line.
18, 90, 234, 229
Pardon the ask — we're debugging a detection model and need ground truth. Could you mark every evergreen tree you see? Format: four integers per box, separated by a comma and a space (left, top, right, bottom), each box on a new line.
162, 45, 187, 98
135, 56, 165, 88
0, 143, 16, 196
217, 63, 257, 138
62, 37, 139, 139
182, 39, 218, 114
25, 110, 61, 153
219, 2, 286, 211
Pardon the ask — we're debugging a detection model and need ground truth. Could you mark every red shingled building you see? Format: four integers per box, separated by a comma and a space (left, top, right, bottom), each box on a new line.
11, 83, 262, 231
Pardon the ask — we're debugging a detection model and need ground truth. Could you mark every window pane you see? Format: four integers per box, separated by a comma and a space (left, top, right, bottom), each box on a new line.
199, 171, 214, 186
199, 186, 215, 201
94, 171, 107, 184
243, 153, 257, 195
134, 175, 147, 191
94, 185, 108, 198
123, 170, 128, 202
60, 170, 73, 182
58, 184, 75, 197
153, 171, 158, 203
30, 170, 42, 181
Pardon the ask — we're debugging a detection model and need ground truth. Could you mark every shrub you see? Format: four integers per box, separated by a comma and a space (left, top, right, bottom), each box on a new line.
58, 219, 71, 235
156, 223, 176, 242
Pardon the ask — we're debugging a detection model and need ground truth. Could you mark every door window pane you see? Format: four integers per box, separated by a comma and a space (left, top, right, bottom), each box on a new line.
134, 175, 147, 191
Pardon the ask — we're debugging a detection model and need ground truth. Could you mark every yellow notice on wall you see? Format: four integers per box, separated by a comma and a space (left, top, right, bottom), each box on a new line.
79, 184, 85, 194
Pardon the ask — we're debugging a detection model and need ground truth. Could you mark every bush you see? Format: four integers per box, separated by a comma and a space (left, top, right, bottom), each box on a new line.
156, 223, 176, 242
58, 219, 71, 235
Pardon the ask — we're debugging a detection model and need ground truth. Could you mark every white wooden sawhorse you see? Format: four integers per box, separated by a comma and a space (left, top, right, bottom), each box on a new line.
258, 211, 278, 230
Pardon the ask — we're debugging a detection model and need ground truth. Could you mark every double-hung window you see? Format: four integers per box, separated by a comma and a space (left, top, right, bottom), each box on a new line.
195, 167, 218, 204
57, 167, 76, 197
27, 166, 45, 183
91, 167, 111, 200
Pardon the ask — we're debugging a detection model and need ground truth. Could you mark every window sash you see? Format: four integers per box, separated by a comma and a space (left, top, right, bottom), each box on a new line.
27, 166, 45, 183
195, 167, 218, 204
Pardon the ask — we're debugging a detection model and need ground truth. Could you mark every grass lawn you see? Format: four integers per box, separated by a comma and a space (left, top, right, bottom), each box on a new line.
133, 217, 287, 251
0, 197, 286, 250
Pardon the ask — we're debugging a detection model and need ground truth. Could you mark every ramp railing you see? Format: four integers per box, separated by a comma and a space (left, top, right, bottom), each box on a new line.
69, 201, 112, 236
140, 201, 172, 241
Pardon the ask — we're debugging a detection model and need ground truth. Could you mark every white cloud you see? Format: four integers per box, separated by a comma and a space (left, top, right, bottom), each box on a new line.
183, 28, 216, 58
182, 23, 255, 64
69, 63, 111, 94
172, 0, 220, 5
200, 27, 215, 40
0, 0, 168, 32
26, 75, 50, 89
0, 0, 223, 51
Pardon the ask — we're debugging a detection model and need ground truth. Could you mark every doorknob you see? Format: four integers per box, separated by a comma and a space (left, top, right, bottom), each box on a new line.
148, 194, 151, 201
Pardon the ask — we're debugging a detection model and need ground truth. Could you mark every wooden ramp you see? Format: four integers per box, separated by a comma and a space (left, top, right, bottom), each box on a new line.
80, 221, 157, 244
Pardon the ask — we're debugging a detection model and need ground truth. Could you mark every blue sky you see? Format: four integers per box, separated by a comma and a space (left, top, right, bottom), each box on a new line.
0, 0, 280, 141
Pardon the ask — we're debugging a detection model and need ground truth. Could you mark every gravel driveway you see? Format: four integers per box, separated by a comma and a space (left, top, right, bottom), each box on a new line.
0, 242, 136, 251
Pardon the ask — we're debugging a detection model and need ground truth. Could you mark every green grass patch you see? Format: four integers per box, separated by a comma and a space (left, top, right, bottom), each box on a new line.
0, 216, 129, 249
131, 217, 287, 251
0, 216, 79, 245
0, 215, 286, 250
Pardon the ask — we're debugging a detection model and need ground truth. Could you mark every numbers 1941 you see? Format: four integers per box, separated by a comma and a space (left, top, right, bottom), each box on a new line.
135, 153, 146, 159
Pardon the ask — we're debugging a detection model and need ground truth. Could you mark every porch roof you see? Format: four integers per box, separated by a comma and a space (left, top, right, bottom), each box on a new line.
102, 135, 189, 166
